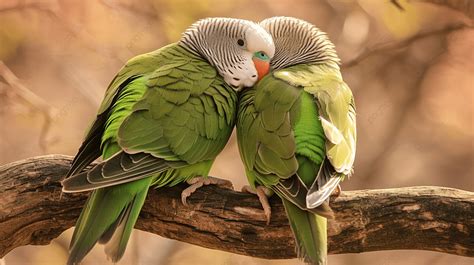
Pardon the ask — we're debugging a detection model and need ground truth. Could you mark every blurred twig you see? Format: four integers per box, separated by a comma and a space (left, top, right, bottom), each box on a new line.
1, 0, 123, 62
100, 0, 160, 20
360, 59, 431, 183
0, 0, 125, 107
411, 0, 474, 19
391, 0, 474, 18
347, 23, 471, 183
342, 23, 472, 68
0, 61, 57, 152
390, 0, 406, 11
0, 0, 54, 13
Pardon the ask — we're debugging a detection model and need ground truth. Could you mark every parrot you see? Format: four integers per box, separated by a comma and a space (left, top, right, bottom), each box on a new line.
61, 17, 275, 265
236, 17, 356, 265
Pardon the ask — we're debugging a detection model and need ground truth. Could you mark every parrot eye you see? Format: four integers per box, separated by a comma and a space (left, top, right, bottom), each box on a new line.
254, 51, 270, 61
237, 39, 245, 46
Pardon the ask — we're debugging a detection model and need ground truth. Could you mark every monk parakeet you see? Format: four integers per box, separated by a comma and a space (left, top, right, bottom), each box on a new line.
237, 17, 356, 265
61, 17, 274, 265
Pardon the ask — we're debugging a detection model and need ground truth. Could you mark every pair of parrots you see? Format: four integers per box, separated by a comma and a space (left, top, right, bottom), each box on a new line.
62, 16, 356, 265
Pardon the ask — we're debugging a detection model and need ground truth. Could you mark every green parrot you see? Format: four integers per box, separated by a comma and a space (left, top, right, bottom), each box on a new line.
236, 17, 356, 265
61, 17, 275, 265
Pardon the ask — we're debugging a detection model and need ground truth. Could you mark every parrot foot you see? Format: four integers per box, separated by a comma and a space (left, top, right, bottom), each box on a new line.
181, 176, 234, 206
241, 185, 272, 225
331, 184, 342, 198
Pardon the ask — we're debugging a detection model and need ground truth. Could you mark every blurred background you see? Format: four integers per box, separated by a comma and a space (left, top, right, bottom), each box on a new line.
0, 0, 472, 264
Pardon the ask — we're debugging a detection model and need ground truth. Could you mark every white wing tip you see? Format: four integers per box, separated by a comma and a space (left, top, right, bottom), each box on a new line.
319, 116, 343, 144
306, 176, 342, 208
306, 192, 327, 208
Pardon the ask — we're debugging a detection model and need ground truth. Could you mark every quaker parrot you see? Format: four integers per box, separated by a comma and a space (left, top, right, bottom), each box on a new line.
61, 17, 275, 265
237, 17, 356, 265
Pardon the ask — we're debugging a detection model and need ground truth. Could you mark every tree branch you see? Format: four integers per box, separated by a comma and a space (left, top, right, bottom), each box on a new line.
0, 155, 472, 259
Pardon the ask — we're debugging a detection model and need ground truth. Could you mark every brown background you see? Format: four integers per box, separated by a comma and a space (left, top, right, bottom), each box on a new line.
1, 0, 472, 264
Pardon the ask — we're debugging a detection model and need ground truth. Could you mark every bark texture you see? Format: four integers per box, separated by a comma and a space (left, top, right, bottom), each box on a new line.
0, 155, 473, 259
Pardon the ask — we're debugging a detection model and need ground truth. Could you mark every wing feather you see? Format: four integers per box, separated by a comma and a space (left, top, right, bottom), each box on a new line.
275, 63, 356, 207
65, 49, 165, 178
65, 45, 237, 192
239, 63, 356, 213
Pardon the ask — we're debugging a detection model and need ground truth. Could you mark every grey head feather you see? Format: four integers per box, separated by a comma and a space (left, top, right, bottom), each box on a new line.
179, 17, 275, 89
260, 16, 340, 70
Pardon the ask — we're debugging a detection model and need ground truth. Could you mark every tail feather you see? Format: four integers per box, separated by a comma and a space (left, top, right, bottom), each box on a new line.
70, 193, 95, 249
282, 198, 327, 265
67, 178, 152, 265
97, 201, 130, 245
105, 185, 149, 262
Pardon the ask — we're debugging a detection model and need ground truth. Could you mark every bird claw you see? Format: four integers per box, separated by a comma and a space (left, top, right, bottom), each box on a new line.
181, 176, 234, 206
331, 184, 342, 198
242, 185, 272, 225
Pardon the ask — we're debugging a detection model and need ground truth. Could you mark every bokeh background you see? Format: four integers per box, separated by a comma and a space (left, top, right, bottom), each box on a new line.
1, 0, 472, 264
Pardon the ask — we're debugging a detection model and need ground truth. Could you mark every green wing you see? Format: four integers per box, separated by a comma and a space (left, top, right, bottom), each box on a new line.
64, 44, 236, 191
238, 73, 323, 213
118, 51, 236, 165
237, 74, 300, 188
237, 63, 355, 211
274, 63, 356, 208
65, 46, 170, 177
64, 44, 237, 264
237, 63, 355, 265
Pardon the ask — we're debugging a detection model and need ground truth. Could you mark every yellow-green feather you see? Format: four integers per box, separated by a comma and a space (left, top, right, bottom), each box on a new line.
274, 63, 356, 174
237, 62, 355, 265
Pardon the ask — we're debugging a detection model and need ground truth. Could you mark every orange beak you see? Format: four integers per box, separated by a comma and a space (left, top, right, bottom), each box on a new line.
252, 58, 270, 81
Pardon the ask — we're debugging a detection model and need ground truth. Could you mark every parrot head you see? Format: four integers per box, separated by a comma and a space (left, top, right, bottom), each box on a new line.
180, 17, 275, 90
259, 16, 340, 70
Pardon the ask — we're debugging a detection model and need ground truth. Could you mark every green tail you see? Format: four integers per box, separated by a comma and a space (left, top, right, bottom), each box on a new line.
67, 178, 152, 265
282, 198, 327, 265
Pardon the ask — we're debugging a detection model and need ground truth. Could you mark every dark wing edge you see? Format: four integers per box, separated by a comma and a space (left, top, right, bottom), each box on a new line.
62, 151, 185, 192
274, 173, 334, 219
65, 76, 139, 178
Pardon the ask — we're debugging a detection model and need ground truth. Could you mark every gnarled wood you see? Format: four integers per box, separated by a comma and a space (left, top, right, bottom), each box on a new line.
0, 155, 473, 258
